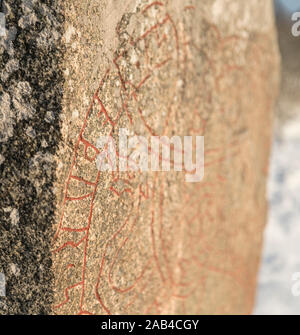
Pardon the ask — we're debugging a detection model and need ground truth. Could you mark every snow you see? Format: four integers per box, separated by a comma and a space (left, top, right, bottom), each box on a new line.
254, 116, 300, 314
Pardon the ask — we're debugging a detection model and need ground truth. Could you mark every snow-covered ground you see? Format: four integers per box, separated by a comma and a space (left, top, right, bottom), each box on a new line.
254, 116, 300, 314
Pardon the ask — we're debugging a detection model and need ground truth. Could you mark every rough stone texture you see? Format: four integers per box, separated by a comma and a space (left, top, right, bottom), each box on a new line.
0, 0, 64, 314
0, 0, 279, 314
52, 0, 279, 315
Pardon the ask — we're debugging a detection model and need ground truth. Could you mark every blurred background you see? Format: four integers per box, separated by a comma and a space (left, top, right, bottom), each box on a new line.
254, 0, 300, 315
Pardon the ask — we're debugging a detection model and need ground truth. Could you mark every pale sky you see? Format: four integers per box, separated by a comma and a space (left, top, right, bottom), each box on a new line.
276, 0, 300, 12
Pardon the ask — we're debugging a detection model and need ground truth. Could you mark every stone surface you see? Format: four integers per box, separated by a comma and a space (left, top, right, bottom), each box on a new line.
0, 0, 279, 314
0, 0, 64, 314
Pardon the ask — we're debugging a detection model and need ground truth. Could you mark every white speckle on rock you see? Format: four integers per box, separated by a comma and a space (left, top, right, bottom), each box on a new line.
16, 81, 32, 96
0, 92, 14, 142
18, 12, 38, 29
130, 50, 138, 64
176, 79, 183, 88
21, 0, 37, 14
65, 24, 76, 44
0, 59, 19, 82
41, 139, 48, 148
11, 81, 35, 121
25, 126, 36, 138
45, 111, 55, 123
0, 154, 5, 165
29, 152, 54, 195
36, 28, 60, 49
57, 161, 63, 170
211, 0, 224, 21
10, 208, 19, 226
10, 264, 20, 277
72, 109, 79, 119
30, 152, 53, 168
